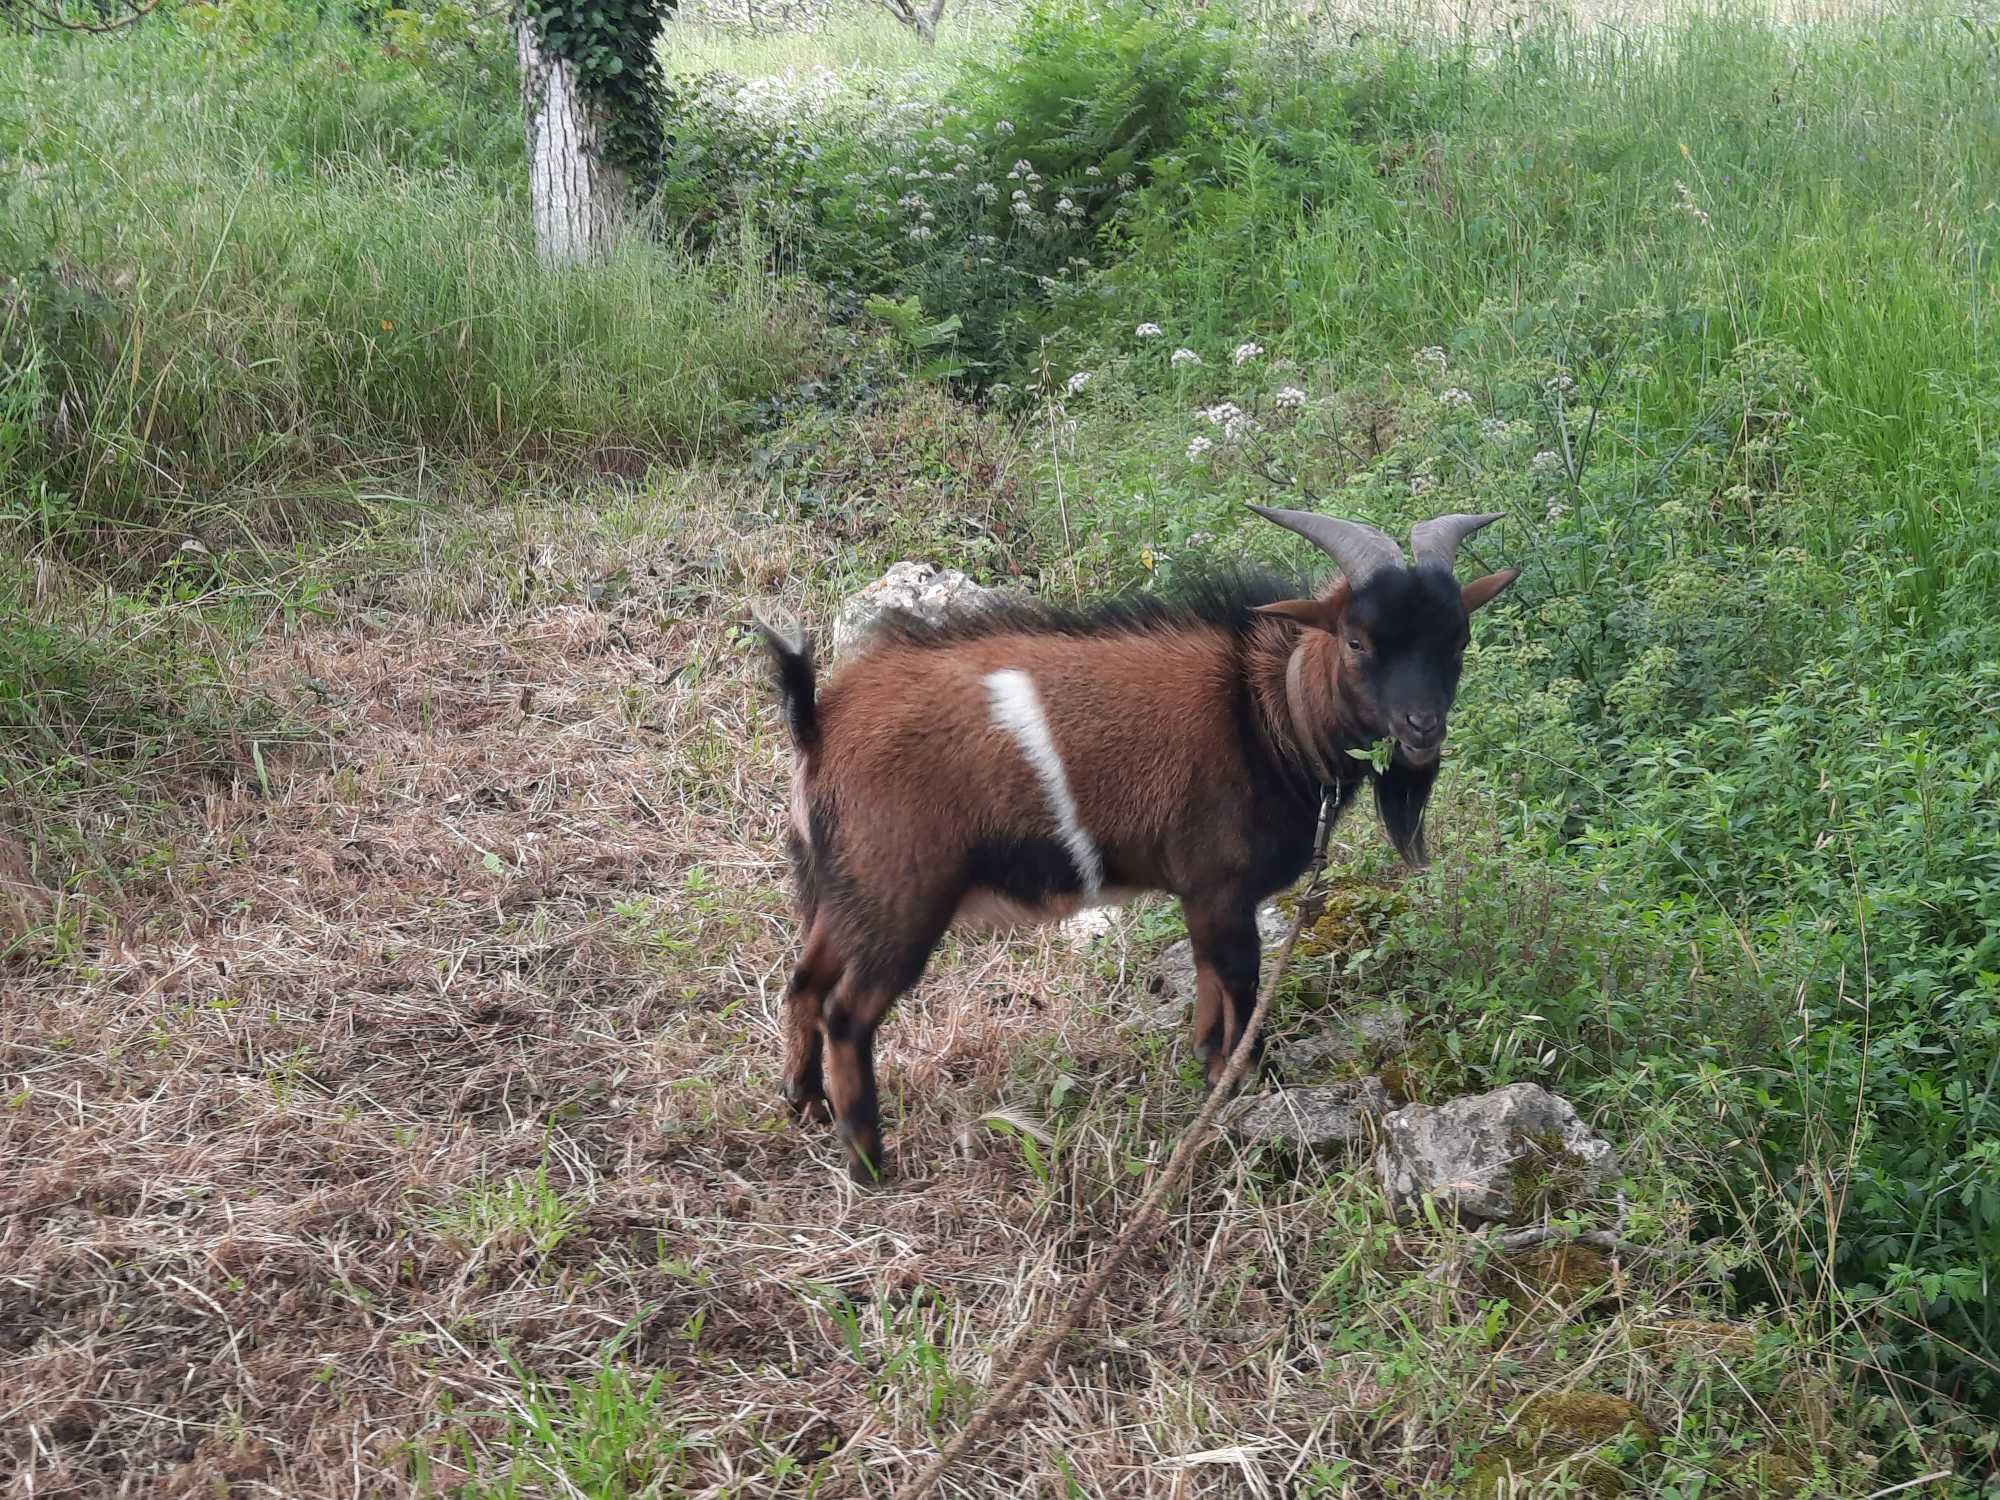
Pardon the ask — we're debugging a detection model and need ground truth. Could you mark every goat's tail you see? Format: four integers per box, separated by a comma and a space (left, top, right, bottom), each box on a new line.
752, 608, 819, 755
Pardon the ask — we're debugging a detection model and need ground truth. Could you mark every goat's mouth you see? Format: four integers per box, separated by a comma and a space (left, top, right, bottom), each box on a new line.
1395, 734, 1444, 766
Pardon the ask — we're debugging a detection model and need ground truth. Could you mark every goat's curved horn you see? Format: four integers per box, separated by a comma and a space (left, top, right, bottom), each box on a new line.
1247, 504, 1404, 586
1409, 512, 1504, 573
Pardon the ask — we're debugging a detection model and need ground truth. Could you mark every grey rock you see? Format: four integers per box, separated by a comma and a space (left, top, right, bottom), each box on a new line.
830, 561, 1001, 658
1255, 903, 1289, 948
1137, 938, 1199, 1029
1056, 906, 1117, 949
1270, 1005, 1409, 1075
1225, 1078, 1390, 1150
1373, 1082, 1618, 1226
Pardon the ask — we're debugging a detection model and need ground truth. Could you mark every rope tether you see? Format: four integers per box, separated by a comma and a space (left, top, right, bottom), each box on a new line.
891, 792, 1338, 1500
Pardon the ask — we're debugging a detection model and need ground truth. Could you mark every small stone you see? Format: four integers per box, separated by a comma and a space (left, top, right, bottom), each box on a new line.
1254, 902, 1288, 948
1138, 938, 1198, 1027
1224, 1078, 1389, 1151
1373, 1082, 1618, 1226
829, 561, 1002, 658
1056, 907, 1116, 949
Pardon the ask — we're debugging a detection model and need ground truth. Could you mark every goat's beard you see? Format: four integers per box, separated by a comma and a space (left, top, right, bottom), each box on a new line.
1373, 757, 1441, 867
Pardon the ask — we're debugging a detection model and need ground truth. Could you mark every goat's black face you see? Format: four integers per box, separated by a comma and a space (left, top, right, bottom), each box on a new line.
1344, 566, 1467, 765
1343, 563, 1515, 766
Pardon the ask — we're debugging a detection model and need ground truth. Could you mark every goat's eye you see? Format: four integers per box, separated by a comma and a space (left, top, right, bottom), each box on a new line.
1346, 637, 1367, 654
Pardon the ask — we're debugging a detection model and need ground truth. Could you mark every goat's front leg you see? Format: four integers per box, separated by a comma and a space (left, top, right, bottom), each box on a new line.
820, 976, 899, 1184
1183, 895, 1264, 1092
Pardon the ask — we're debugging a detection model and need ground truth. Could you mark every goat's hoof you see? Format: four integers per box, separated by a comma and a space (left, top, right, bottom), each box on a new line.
781, 1078, 829, 1124
836, 1123, 889, 1187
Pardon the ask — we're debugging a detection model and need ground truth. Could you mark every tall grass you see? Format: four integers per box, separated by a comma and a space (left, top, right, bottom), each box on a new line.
0, 15, 827, 561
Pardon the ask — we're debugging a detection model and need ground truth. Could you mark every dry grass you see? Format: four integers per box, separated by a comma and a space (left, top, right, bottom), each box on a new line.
3, 470, 1877, 1499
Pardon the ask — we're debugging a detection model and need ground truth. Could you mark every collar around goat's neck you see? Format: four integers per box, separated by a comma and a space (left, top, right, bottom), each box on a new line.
1284, 641, 1344, 790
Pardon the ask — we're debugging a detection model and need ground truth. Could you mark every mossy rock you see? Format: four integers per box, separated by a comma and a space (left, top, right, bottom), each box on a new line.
1505, 1126, 1611, 1219
1275, 877, 1403, 960
1464, 1393, 1658, 1499
1490, 1243, 1615, 1316
1715, 1449, 1813, 1498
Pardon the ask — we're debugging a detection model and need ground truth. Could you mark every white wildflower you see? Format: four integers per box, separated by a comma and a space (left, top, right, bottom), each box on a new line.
1186, 435, 1214, 460
1201, 401, 1245, 427
1531, 449, 1564, 476
1232, 341, 1264, 366
1011, 188, 1028, 201
1480, 416, 1511, 443
1547, 371, 1576, 395
1413, 345, 1448, 373
1065, 370, 1092, 396
1187, 530, 1214, 547
991, 382, 1013, 397
1135, 322, 1164, 338
1441, 386, 1474, 409
1675, 181, 1711, 226
974, 181, 998, 200
1085, 165, 1101, 176
1273, 385, 1306, 409
1170, 348, 1202, 367
1545, 498, 1571, 523
1012, 159, 1033, 174
995, 120, 1015, 134
1410, 474, 1435, 497
1117, 171, 1136, 187
1011, 200, 1034, 219
905, 224, 934, 241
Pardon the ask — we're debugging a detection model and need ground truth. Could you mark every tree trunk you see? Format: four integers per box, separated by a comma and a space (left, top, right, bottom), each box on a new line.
515, 10, 627, 265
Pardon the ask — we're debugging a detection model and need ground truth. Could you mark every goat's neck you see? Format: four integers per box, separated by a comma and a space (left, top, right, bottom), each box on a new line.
1252, 625, 1354, 791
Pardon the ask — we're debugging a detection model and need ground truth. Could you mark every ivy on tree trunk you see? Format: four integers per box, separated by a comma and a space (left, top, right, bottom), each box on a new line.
514, 0, 672, 266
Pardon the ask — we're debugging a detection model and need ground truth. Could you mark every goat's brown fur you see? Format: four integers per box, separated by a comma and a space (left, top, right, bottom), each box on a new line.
759, 559, 1514, 1182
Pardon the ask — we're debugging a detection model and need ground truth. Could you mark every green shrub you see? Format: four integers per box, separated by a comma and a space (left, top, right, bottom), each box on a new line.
658, 0, 1244, 379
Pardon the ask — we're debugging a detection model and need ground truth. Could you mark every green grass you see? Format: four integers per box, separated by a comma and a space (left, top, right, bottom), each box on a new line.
0, 12, 827, 558
659, 5, 1008, 75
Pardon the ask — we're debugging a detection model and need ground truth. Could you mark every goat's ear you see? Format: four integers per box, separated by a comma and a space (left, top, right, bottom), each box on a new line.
1255, 598, 1344, 633
1461, 568, 1519, 614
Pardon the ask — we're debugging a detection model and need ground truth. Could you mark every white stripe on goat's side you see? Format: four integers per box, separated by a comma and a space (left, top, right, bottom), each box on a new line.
982, 669, 1103, 896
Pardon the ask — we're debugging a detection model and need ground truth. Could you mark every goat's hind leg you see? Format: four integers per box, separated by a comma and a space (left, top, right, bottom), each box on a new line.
780, 919, 841, 1123
820, 973, 901, 1185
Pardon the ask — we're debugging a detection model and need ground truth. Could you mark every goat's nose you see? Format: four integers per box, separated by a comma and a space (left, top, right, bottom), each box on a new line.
1404, 708, 1441, 734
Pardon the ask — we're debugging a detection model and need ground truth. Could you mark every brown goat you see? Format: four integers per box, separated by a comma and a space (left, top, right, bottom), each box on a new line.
757, 506, 1516, 1182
